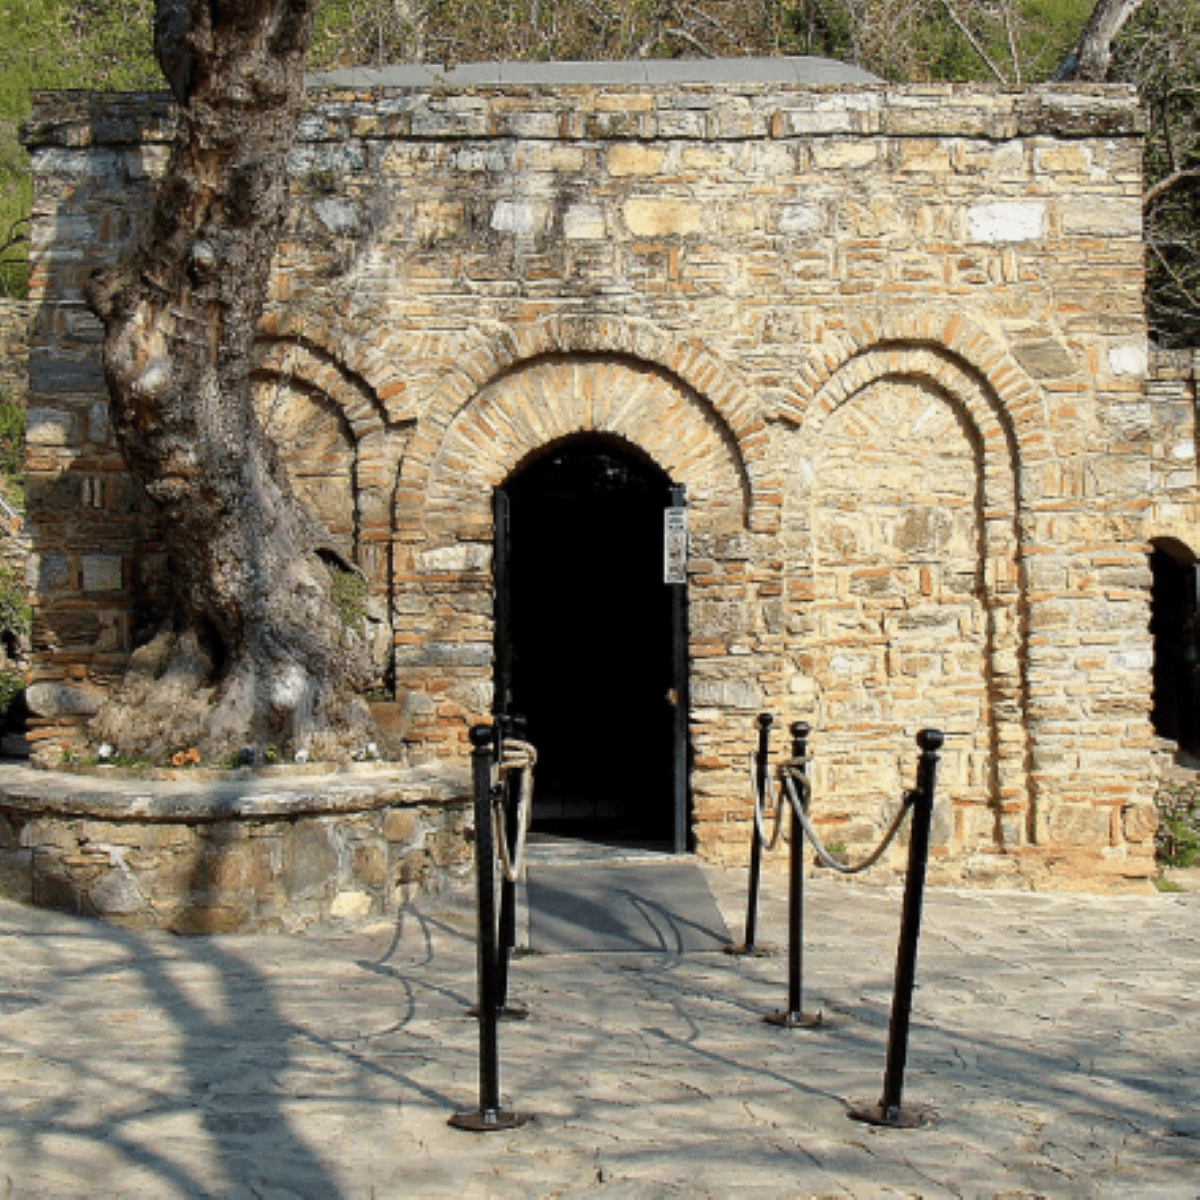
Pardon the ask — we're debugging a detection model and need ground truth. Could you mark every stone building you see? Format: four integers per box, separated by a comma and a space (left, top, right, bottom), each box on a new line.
17, 59, 1200, 892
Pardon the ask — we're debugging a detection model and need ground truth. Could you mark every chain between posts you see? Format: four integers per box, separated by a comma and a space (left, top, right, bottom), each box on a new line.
781, 770, 914, 875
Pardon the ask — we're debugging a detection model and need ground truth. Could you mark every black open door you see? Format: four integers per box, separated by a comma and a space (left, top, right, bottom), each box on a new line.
492, 487, 513, 723
667, 483, 689, 853
494, 439, 688, 849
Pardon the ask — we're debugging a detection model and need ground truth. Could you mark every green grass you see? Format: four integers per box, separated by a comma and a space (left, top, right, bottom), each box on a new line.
1154, 877, 1184, 893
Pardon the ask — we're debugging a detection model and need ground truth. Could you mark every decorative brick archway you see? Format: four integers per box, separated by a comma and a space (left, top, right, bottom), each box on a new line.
252, 335, 400, 596
392, 352, 769, 851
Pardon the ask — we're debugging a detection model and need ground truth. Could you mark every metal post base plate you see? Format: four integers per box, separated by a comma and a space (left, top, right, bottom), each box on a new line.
448, 1109, 530, 1132
466, 1002, 529, 1021
847, 1103, 936, 1129
723, 942, 779, 958
764, 1009, 823, 1029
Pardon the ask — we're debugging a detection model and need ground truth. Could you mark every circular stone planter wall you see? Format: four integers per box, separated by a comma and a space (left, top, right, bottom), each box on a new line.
0, 762, 472, 933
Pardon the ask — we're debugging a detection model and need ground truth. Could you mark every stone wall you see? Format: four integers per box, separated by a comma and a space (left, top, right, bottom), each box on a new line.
0, 762, 472, 932
0, 298, 28, 401
20, 77, 1192, 890
1146, 347, 1200, 555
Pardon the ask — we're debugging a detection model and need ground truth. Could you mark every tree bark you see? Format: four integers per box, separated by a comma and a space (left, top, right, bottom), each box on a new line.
84, 0, 381, 762
1053, 0, 1146, 81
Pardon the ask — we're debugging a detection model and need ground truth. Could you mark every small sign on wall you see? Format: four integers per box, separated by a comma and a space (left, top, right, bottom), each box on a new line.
664, 507, 688, 584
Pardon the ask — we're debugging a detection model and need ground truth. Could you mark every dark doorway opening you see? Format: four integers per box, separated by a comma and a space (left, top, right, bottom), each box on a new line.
1150, 542, 1200, 754
497, 438, 679, 846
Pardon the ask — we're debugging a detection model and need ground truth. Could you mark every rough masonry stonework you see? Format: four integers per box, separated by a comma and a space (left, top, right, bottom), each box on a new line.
17, 68, 1200, 895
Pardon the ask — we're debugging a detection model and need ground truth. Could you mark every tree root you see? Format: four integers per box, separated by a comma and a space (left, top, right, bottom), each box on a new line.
84, 629, 383, 767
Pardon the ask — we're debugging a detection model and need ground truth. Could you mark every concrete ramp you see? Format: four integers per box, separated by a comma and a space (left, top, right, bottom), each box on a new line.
526, 860, 730, 953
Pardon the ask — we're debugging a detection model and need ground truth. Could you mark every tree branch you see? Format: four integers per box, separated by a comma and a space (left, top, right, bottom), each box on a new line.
999, 0, 1022, 86
0, 216, 29, 258
1144, 167, 1200, 209
663, 25, 717, 58
938, 0, 1009, 85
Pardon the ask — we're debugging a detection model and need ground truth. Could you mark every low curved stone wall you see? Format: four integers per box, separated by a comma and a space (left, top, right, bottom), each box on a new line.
0, 762, 473, 933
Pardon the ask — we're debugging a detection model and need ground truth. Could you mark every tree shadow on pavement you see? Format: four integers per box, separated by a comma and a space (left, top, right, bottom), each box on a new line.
0, 898, 471, 1195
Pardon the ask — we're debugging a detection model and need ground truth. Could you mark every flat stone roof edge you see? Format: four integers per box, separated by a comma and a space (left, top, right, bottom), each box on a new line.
22, 78, 1142, 147
306, 55, 883, 88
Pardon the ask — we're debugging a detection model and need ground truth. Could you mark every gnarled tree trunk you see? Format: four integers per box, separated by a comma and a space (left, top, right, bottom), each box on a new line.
85, 0, 382, 763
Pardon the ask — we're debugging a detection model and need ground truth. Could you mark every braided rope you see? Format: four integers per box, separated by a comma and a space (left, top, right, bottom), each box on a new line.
780, 765, 914, 876
748, 751, 789, 851
493, 738, 537, 883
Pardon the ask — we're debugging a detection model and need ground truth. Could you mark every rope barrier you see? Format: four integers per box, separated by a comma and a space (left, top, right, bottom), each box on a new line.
780, 765, 914, 876
748, 751, 788, 851
493, 737, 536, 883
752, 750, 911, 874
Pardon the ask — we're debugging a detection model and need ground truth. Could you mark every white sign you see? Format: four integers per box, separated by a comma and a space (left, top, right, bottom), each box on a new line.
664, 507, 688, 584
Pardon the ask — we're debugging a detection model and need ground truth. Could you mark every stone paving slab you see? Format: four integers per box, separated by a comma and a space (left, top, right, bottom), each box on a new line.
0, 866, 1197, 1197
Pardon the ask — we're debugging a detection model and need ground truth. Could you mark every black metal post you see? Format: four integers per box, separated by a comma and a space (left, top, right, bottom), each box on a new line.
726, 713, 774, 956
849, 727, 943, 1130
449, 724, 528, 1132
766, 722, 821, 1029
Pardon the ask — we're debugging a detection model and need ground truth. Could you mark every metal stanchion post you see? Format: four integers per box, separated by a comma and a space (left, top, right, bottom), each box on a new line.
766, 721, 822, 1029
726, 712, 775, 957
849, 727, 943, 1130
449, 724, 529, 1132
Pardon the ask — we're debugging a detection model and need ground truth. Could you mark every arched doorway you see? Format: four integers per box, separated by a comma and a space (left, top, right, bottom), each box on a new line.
494, 437, 686, 848
1150, 539, 1200, 754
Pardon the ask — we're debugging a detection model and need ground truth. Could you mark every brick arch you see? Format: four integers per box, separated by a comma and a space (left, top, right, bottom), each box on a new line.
782, 310, 1045, 448
258, 309, 423, 423
419, 355, 750, 538
397, 316, 779, 537
787, 341, 1033, 844
252, 337, 398, 593
255, 338, 388, 439
795, 342, 1021, 513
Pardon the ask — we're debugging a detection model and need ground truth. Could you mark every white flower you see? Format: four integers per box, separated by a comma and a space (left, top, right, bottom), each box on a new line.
294, 747, 309, 764
97, 743, 113, 761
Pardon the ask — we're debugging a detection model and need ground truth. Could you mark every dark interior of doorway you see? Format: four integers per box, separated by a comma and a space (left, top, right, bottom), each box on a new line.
504, 438, 675, 846
1150, 545, 1200, 755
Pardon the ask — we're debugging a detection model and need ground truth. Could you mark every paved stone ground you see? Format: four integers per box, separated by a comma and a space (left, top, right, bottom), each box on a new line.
0, 864, 1197, 1197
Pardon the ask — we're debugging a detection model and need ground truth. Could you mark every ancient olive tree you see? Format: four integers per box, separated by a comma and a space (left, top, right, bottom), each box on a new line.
85, 0, 386, 763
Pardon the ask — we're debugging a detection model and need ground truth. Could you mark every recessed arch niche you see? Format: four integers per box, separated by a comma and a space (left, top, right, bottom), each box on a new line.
784, 344, 1029, 865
